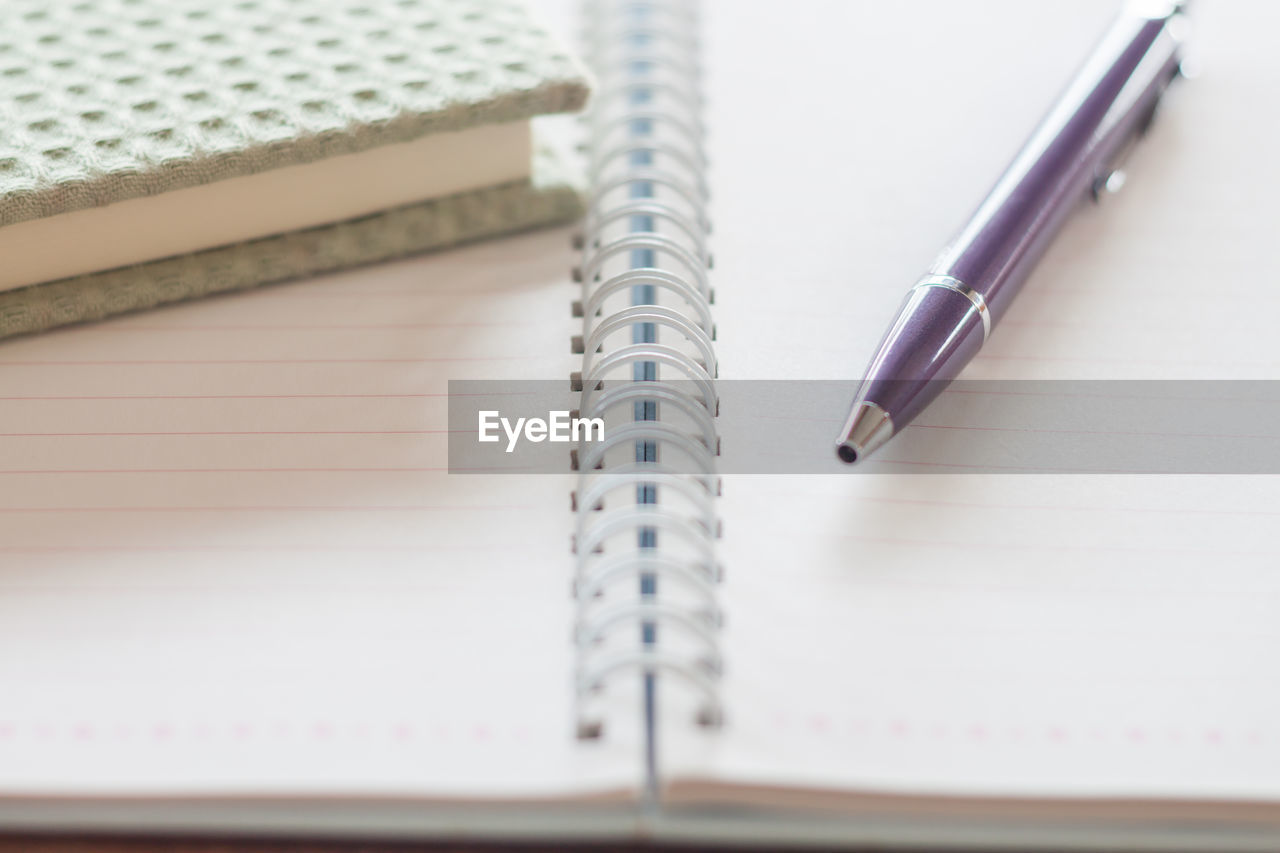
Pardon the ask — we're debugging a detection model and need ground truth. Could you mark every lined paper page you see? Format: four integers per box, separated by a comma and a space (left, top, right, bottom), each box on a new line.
663, 0, 1280, 804
0, 229, 637, 801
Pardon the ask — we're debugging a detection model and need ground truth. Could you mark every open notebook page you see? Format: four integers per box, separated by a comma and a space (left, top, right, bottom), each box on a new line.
661, 0, 1280, 814
0, 229, 640, 812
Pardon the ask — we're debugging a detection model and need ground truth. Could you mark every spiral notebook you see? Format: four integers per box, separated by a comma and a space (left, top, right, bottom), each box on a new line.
2, 0, 1280, 849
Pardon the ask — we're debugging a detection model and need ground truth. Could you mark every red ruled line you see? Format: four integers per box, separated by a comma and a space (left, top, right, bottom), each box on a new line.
766, 715, 1272, 749
246, 287, 540, 297
909, 423, 1280, 441
875, 458, 1147, 474
974, 352, 1280, 368
0, 392, 537, 400
838, 533, 1278, 559
0, 505, 533, 513
767, 492, 1280, 519
744, 448, 1143, 473
0, 582, 510, 593
0, 430, 451, 437
940, 386, 1280, 405
0, 546, 479, 553
90, 322, 526, 331
0, 357, 523, 366
0, 467, 534, 474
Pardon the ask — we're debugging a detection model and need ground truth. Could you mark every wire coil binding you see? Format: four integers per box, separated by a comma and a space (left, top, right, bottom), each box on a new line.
572, 0, 721, 740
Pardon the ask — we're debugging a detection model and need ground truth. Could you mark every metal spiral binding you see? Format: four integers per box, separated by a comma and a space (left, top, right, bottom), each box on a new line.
571, 0, 722, 741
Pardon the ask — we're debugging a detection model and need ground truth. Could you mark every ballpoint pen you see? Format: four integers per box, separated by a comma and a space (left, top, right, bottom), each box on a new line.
835, 0, 1187, 464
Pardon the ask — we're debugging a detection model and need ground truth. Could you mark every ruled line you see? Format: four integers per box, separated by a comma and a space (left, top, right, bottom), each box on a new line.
761, 492, 1280, 519
0, 357, 525, 366
941, 386, 1280, 404
0, 430, 454, 437
742, 448, 1143, 473
0, 545, 506, 554
834, 533, 1279, 559
873, 458, 1153, 474
86, 322, 527, 331
0, 505, 535, 513
0, 467, 530, 474
909, 423, 1280, 441
0, 392, 537, 400
973, 353, 1280, 368
240, 287, 549, 297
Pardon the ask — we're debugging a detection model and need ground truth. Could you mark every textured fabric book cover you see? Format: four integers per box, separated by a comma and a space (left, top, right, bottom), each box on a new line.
0, 0, 590, 339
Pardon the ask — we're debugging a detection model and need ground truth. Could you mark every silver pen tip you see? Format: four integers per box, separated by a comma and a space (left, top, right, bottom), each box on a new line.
835, 401, 894, 465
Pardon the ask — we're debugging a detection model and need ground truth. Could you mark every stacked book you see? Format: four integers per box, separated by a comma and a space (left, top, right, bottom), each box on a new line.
0, 0, 589, 340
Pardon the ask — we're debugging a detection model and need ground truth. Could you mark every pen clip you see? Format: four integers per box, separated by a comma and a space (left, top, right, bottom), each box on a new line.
1090, 8, 1187, 201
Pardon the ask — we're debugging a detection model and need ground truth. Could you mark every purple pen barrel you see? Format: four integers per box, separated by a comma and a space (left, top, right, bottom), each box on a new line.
837, 2, 1186, 464
934, 9, 1184, 316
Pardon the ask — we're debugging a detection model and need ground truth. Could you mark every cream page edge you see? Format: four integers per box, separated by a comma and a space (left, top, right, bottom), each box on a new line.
0, 120, 531, 292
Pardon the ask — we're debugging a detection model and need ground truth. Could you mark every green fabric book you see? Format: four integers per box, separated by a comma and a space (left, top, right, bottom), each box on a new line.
0, 0, 589, 340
